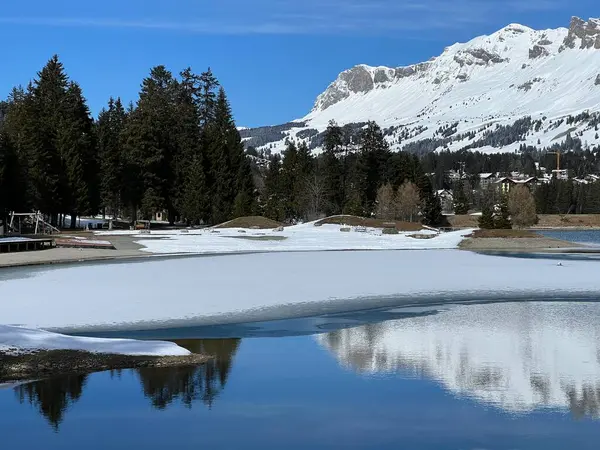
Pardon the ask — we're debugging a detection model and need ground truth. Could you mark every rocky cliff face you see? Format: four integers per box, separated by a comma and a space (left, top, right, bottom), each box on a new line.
561, 17, 600, 50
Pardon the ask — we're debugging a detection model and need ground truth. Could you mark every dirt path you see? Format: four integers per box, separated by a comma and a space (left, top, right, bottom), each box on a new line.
0, 235, 149, 268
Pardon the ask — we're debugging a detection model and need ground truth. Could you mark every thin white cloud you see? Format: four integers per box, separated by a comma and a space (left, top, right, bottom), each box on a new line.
0, 0, 573, 36
0, 15, 477, 35
0, 17, 305, 34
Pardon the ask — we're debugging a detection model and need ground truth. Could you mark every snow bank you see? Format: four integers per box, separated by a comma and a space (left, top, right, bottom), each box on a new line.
1, 250, 600, 333
0, 325, 190, 356
97, 222, 472, 254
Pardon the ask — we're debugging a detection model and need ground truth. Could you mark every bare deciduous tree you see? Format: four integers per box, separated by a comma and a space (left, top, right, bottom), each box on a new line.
396, 181, 421, 222
508, 185, 537, 228
375, 184, 396, 220
303, 174, 327, 221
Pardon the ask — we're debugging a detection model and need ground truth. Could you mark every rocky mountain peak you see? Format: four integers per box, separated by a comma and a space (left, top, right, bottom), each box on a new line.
561, 17, 600, 50
313, 63, 430, 111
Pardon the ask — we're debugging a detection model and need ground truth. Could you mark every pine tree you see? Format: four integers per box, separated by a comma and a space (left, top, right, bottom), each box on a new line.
199, 68, 219, 129
321, 147, 342, 215
0, 91, 30, 215
122, 66, 178, 221
478, 204, 495, 229
494, 195, 512, 229
174, 69, 209, 223
583, 183, 600, 213
234, 155, 256, 218
180, 154, 208, 225
279, 141, 299, 219
263, 155, 284, 221
207, 87, 239, 223
97, 97, 127, 217
322, 121, 344, 214
26, 56, 71, 223
294, 142, 315, 218
0, 131, 19, 225
422, 191, 444, 226
120, 106, 146, 221
357, 121, 390, 214
57, 81, 98, 225
417, 173, 444, 226
453, 179, 470, 214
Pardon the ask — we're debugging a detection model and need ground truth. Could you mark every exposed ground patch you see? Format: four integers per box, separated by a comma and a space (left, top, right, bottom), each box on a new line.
315, 215, 423, 231
214, 216, 283, 229
0, 350, 210, 383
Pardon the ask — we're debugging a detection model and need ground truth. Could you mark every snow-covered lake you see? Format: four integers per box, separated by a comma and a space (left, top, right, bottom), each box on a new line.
1, 250, 600, 333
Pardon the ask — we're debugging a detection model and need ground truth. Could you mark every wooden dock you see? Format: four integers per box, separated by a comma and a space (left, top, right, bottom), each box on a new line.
0, 237, 56, 253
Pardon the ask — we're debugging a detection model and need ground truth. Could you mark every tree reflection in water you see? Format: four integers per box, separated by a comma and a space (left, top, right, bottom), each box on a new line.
15, 374, 89, 430
136, 339, 240, 409
14, 338, 240, 429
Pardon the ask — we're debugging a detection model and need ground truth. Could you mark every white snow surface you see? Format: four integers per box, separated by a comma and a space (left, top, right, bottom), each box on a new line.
251, 18, 600, 154
317, 301, 600, 416
1, 250, 599, 333
97, 222, 471, 254
0, 325, 190, 356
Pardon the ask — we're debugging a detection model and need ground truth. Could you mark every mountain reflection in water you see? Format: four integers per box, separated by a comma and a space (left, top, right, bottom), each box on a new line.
15, 338, 240, 429
317, 302, 600, 419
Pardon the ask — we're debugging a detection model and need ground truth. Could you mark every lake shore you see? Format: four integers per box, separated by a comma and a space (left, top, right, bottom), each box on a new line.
458, 236, 586, 252
0, 228, 597, 269
0, 235, 151, 268
0, 349, 211, 383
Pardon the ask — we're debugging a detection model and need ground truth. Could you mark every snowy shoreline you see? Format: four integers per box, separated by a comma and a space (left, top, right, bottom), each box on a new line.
0, 325, 191, 357
0, 325, 208, 382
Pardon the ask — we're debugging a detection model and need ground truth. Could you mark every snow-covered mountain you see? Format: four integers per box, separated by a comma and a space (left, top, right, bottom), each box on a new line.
316, 302, 600, 418
241, 17, 600, 155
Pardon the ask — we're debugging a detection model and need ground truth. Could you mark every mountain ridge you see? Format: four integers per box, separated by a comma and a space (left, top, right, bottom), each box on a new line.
242, 16, 600, 155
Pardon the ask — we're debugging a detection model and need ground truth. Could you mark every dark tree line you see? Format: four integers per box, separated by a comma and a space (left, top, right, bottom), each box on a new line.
535, 180, 600, 215
0, 56, 255, 227
259, 120, 444, 226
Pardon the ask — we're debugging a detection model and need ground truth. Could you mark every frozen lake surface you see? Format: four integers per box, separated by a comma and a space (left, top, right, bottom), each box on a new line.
2, 250, 600, 332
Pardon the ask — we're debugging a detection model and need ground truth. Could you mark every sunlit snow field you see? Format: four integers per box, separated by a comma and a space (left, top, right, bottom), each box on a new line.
1, 249, 600, 334
96, 222, 472, 254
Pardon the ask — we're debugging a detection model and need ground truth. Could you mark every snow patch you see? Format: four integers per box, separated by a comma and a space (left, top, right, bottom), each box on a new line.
97, 222, 472, 254
0, 325, 190, 356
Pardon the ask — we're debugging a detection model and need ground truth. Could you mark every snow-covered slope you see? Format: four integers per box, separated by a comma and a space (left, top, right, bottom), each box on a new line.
243, 17, 600, 154
317, 302, 600, 417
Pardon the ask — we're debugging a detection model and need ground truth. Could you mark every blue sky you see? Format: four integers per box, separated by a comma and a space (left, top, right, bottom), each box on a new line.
0, 0, 597, 127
